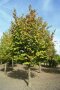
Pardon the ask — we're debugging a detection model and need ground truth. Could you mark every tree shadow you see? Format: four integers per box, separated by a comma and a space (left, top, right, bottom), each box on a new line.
0, 67, 13, 72
7, 69, 28, 79
0, 68, 4, 71
42, 67, 60, 74
56, 66, 60, 70
7, 69, 36, 85
41, 65, 49, 68
31, 67, 39, 73
23, 66, 39, 73
31, 67, 38, 71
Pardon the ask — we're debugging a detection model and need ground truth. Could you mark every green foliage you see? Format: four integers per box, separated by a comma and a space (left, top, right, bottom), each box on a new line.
55, 54, 60, 64
48, 59, 58, 67
0, 31, 12, 63
0, 6, 56, 66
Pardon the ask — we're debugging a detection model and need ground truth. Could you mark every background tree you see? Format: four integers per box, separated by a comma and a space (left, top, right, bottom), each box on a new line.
0, 31, 12, 72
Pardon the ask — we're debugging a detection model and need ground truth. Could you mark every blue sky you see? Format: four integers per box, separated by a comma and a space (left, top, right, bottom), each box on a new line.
0, 0, 60, 54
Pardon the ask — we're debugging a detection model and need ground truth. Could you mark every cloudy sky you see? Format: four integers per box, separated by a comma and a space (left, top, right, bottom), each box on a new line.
0, 0, 60, 54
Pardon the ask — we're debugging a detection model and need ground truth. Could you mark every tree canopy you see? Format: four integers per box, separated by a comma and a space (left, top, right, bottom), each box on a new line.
0, 6, 56, 66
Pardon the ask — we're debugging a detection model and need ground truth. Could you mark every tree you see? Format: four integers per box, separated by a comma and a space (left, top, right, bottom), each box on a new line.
46, 31, 56, 67
9, 6, 56, 86
0, 31, 12, 73
0, 5, 56, 86
54, 54, 60, 64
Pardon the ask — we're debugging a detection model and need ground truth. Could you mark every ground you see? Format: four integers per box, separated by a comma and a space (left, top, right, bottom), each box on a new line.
0, 64, 60, 90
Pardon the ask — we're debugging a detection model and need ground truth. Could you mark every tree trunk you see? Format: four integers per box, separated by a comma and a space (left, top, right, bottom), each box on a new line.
1, 60, 2, 65
39, 62, 41, 73
4, 63, 7, 74
44, 62, 45, 66
28, 65, 31, 87
12, 60, 14, 69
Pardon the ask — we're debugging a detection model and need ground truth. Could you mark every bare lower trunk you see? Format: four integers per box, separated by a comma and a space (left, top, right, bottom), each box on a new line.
46, 62, 47, 66
1, 60, 2, 65
44, 62, 45, 66
16, 60, 17, 64
28, 65, 31, 87
39, 62, 41, 73
12, 60, 13, 69
4, 63, 7, 74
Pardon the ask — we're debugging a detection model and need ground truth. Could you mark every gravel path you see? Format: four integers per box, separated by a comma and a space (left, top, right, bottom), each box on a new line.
0, 64, 60, 90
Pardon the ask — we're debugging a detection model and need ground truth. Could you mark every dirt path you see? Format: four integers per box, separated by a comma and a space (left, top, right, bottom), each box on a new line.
0, 64, 60, 90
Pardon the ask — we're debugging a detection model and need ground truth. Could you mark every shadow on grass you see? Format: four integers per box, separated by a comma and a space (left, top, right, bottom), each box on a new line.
7, 69, 36, 85
42, 67, 60, 74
